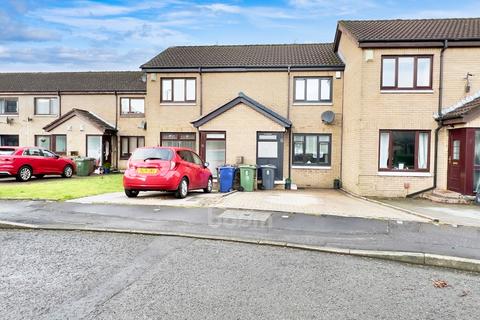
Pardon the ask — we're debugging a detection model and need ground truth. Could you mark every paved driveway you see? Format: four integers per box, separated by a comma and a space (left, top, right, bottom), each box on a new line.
70, 189, 427, 222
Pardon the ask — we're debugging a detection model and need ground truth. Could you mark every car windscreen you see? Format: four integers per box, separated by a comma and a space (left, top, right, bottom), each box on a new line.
130, 148, 173, 161
0, 148, 16, 155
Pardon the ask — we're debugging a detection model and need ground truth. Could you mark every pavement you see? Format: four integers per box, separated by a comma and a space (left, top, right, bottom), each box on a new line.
69, 189, 429, 222
0, 200, 480, 264
1, 230, 479, 320
380, 198, 480, 227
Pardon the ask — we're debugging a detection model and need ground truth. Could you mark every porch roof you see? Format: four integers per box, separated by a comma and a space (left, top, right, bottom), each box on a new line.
441, 93, 480, 124
43, 108, 117, 134
191, 93, 292, 128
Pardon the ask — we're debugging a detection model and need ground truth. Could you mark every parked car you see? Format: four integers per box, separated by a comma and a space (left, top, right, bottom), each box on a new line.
123, 147, 213, 198
0, 147, 76, 182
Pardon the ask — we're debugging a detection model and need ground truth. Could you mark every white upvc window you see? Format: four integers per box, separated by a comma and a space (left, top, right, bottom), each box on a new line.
161, 78, 196, 102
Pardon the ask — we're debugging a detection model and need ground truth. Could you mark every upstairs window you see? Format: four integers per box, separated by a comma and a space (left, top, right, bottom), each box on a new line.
0, 98, 18, 115
121, 97, 145, 115
161, 78, 196, 103
294, 77, 332, 103
35, 97, 59, 115
381, 56, 432, 90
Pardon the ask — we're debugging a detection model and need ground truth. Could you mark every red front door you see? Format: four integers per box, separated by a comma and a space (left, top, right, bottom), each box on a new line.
447, 129, 466, 193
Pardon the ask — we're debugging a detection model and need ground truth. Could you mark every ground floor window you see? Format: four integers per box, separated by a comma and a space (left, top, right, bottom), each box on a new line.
293, 133, 331, 166
120, 136, 145, 159
379, 130, 430, 171
160, 132, 196, 150
0, 134, 19, 146
474, 130, 480, 193
35, 135, 67, 154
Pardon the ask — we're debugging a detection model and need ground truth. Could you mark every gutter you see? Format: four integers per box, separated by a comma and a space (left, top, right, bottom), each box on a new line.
407, 40, 448, 198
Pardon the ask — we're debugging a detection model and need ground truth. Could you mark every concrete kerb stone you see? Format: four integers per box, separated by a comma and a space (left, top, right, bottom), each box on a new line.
1, 221, 480, 273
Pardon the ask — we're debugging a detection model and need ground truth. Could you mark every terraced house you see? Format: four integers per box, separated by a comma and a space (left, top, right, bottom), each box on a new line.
1, 17, 480, 198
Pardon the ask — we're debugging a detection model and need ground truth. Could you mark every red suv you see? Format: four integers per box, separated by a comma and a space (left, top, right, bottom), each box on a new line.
123, 147, 213, 198
0, 146, 76, 182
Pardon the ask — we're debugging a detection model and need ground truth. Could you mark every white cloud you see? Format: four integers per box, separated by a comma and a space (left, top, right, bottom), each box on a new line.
199, 3, 242, 14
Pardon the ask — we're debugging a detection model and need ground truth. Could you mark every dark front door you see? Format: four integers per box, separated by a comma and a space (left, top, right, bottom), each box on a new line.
256, 132, 284, 181
447, 129, 466, 193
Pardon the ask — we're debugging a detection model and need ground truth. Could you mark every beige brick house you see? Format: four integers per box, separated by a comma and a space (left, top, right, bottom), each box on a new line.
1, 17, 480, 198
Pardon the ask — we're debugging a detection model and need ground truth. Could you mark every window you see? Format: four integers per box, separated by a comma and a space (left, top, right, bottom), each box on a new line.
474, 130, 480, 193
24, 148, 42, 156
35, 97, 59, 115
379, 130, 430, 171
120, 136, 145, 159
0, 135, 19, 146
161, 132, 196, 150
178, 150, 194, 163
120, 98, 145, 115
381, 56, 432, 90
294, 77, 332, 103
161, 78, 196, 102
0, 98, 18, 115
293, 134, 331, 166
35, 135, 67, 154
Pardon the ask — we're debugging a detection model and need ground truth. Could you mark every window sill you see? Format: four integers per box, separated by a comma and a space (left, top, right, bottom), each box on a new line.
380, 90, 433, 94
34, 115, 59, 117
377, 171, 432, 177
292, 165, 331, 170
120, 114, 145, 118
160, 103, 197, 106
0, 114, 19, 117
292, 102, 333, 106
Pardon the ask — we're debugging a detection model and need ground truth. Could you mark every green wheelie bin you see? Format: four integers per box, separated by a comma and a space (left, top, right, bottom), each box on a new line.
238, 165, 256, 192
74, 158, 90, 176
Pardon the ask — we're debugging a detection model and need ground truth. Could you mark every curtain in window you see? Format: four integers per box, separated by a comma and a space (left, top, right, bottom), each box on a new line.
0, 100, 4, 114
418, 132, 428, 169
379, 132, 389, 168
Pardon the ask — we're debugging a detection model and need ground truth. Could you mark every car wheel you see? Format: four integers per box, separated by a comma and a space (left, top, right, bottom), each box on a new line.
16, 166, 32, 182
35, 174, 45, 179
203, 177, 213, 193
62, 165, 73, 178
125, 189, 139, 198
175, 178, 189, 199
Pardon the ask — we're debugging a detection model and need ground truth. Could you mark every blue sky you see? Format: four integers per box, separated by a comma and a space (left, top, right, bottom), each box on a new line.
1, 0, 480, 72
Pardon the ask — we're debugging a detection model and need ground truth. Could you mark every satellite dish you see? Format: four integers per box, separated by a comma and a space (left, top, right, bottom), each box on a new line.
321, 111, 335, 124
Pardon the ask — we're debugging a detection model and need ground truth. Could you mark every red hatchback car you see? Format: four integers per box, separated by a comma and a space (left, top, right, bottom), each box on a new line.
123, 147, 213, 198
0, 146, 76, 182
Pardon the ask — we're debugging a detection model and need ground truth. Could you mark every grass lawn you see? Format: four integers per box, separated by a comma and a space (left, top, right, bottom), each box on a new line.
0, 174, 124, 201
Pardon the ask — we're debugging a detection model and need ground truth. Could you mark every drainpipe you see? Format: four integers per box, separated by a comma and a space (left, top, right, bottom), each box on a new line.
114, 90, 119, 170
199, 67, 203, 116
407, 40, 448, 198
339, 71, 345, 183
287, 65, 292, 181
57, 90, 62, 116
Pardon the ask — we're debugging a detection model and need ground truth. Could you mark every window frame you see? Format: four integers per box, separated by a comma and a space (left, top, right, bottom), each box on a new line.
378, 129, 431, 172
293, 77, 333, 103
0, 134, 19, 146
160, 78, 197, 103
120, 97, 145, 117
120, 136, 145, 159
34, 134, 67, 155
0, 98, 19, 115
292, 133, 332, 167
34, 97, 59, 116
380, 55, 433, 90
160, 132, 196, 150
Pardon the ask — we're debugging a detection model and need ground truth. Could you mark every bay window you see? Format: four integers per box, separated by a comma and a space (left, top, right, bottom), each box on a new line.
161, 132, 196, 150
379, 130, 430, 171
381, 56, 432, 90
293, 134, 331, 166
294, 77, 332, 103
161, 78, 196, 102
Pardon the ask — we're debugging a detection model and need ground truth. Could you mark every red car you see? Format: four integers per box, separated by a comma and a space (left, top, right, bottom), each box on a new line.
0, 146, 76, 182
123, 147, 213, 198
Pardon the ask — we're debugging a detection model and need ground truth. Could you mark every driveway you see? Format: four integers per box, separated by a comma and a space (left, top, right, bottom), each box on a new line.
69, 189, 427, 222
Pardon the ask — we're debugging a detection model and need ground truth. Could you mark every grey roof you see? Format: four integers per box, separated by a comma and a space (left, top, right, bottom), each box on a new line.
141, 44, 344, 70
0, 71, 146, 93
338, 18, 480, 43
442, 96, 480, 120
43, 108, 117, 133
192, 92, 292, 128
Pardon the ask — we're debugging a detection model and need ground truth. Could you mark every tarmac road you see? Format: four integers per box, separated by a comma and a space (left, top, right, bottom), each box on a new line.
1, 230, 479, 320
